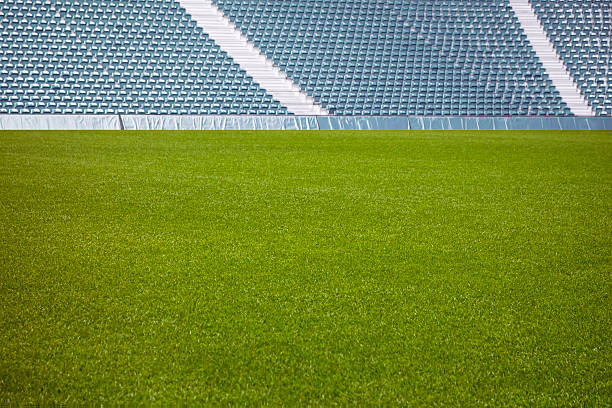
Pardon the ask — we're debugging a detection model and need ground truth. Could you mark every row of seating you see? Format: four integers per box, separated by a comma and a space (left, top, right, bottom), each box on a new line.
0, 0, 288, 115
0, 0, 608, 116
531, 0, 610, 116
215, 0, 573, 116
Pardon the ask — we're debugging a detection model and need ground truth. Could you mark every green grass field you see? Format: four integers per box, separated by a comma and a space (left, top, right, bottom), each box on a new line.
1, 130, 610, 405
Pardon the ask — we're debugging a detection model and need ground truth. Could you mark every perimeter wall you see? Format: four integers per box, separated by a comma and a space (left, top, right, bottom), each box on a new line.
1, 115, 611, 130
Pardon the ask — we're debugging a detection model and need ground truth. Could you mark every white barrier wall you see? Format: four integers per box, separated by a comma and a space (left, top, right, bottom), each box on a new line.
0, 115, 121, 130
122, 115, 319, 130
1, 115, 610, 131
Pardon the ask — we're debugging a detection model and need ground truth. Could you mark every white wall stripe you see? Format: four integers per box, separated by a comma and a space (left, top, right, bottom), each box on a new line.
508, 0, 595, 116
177, 0, 328, 116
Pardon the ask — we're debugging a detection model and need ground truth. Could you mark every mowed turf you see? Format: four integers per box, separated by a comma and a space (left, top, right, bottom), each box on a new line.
0, 130, 610, 405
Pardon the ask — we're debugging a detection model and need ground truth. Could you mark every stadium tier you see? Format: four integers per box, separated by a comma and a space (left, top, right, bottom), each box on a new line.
0, 0, 288, 114
530, 0, 611, 116
215, 0, 570, 116
0, 0, 609, 116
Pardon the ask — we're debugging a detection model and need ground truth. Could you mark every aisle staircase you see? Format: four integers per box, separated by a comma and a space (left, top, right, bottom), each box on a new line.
177, 0, 328, 116
508, 0, 595, 116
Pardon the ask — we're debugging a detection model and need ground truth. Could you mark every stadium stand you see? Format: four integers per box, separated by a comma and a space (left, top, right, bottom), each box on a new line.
0, 0, 287, 114
214, 0, 572, 116
530, 0, 611, 116
0, 0, 608, 117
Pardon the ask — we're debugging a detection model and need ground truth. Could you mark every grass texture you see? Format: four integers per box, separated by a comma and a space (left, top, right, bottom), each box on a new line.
0, 130, 611, 405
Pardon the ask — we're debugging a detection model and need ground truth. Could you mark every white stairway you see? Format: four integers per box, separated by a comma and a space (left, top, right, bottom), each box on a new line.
508, 0, 594, 116
177, 0, 328, 116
